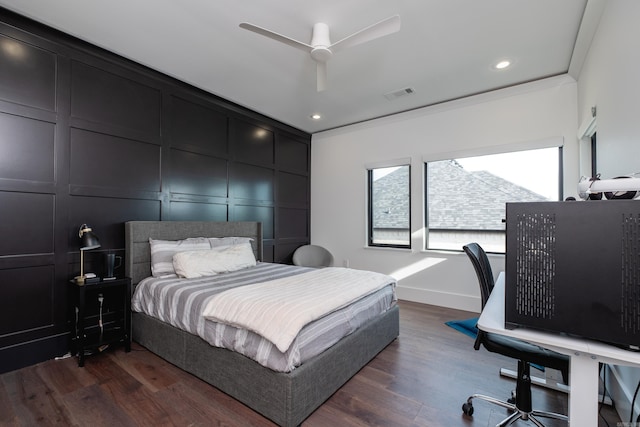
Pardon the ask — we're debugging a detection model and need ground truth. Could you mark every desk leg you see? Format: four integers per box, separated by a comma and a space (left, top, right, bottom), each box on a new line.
568, 353, 599, 427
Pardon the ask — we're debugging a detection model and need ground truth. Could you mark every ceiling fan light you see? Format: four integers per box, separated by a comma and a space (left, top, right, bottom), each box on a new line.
310, 46, 332, 62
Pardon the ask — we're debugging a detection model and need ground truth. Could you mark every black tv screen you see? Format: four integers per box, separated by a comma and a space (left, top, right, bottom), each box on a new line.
505, 200, 640, 350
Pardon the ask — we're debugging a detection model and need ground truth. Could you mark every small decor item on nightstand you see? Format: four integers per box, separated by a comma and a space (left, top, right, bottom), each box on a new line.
74, 224, 101, 285
103, 253, 122, 281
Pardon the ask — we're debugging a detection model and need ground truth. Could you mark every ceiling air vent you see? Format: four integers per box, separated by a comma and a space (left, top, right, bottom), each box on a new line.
384, 87, 415, 101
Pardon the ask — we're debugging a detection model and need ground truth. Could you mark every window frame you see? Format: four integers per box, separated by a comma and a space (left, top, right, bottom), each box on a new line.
367, 163, 412, 249
591, 132, 597, 176
423, 142, 563, 254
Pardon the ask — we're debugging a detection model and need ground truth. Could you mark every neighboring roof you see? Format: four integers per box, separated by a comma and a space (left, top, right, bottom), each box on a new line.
373, 160, 548, 230
372, 166, 410, 229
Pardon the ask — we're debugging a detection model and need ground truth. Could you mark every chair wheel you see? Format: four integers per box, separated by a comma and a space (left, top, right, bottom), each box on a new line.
462, 402, 474, 416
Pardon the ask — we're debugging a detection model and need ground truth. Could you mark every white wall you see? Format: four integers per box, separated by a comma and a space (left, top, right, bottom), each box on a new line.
576, 1, 640, 421
311, 75, 578, 313
310, 0, 639, 419
578, 1, 640, 179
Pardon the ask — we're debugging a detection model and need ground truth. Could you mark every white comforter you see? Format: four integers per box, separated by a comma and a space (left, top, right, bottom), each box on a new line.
202, 267, 394, 352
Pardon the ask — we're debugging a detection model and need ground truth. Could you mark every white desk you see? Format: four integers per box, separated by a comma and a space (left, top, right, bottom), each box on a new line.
478, 273, 640, 426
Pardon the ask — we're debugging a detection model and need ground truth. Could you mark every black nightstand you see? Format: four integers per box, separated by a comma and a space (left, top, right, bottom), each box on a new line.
68, 277, 131, 367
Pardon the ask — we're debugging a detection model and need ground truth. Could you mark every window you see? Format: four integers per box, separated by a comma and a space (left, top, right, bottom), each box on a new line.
368, 164, 411, 248
425, 146, 561, 253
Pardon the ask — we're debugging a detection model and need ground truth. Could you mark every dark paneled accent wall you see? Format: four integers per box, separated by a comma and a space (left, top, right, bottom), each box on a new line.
0, 9, 311, 373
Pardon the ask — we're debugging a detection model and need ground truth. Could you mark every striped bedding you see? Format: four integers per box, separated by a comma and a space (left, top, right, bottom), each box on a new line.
203, 267, 394, 353
131, 262, 396, 372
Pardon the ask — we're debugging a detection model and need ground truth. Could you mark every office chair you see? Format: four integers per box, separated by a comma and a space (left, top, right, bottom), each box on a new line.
292, 244, 333, 268
462, 243, 569, 427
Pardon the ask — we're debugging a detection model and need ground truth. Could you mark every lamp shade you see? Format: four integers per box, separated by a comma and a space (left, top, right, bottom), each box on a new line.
79, 224, 100, 250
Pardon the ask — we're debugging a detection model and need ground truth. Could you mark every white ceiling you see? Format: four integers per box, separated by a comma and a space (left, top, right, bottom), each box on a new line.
0, 0, 596, 134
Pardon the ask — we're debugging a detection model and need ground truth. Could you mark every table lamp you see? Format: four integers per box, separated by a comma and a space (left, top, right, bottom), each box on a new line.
75, 223, 101, 284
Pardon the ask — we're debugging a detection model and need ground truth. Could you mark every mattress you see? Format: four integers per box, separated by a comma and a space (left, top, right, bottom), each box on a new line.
132, 262, 396, 372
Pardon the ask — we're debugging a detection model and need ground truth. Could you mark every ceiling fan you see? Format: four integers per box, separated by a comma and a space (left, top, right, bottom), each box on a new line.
239, 15, 401, 92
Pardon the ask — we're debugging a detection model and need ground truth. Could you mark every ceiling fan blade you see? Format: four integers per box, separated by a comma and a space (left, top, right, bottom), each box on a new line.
239, 22, 312, 52
316, 62, 327, 92
330, 15, 401, 53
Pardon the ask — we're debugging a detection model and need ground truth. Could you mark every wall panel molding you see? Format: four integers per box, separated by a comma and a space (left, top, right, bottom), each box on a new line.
0, 6, 311, 373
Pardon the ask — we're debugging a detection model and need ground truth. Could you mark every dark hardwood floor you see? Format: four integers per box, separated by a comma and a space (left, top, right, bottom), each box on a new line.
1, 301, 621, 426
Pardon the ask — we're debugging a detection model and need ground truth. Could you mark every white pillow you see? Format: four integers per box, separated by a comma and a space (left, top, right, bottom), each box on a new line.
173, 243, 257, 278
149, 237, 210, 277
208, 236, 253, 248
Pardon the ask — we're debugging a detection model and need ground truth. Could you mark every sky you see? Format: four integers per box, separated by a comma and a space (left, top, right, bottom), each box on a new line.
456, 147, 559, 200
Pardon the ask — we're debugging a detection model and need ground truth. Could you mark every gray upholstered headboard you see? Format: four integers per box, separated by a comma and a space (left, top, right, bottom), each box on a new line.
125, 221, 263, 285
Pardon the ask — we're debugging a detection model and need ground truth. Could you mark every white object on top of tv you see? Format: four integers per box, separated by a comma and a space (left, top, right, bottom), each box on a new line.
577, 174, 640, 200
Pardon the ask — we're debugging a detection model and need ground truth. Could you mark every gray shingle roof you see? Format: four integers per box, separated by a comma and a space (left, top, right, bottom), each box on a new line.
428, 160, 547, 230
372, 160, 548, 231
372, 166, 410, 228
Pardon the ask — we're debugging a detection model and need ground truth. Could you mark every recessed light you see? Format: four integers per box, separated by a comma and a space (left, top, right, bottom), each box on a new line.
310, 114, 322, 120
254, 129, 268, 138
495, 60, 511, 70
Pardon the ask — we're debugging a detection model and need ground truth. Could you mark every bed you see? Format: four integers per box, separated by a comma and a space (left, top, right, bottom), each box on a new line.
124, 220, 400, 426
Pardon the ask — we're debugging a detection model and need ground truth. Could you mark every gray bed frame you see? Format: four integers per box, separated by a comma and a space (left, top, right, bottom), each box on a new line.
125, 221, 399, 427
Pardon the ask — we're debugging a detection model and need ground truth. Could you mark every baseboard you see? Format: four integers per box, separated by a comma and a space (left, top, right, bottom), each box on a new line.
0, 333, 68, 374
396, 286, 480, 313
